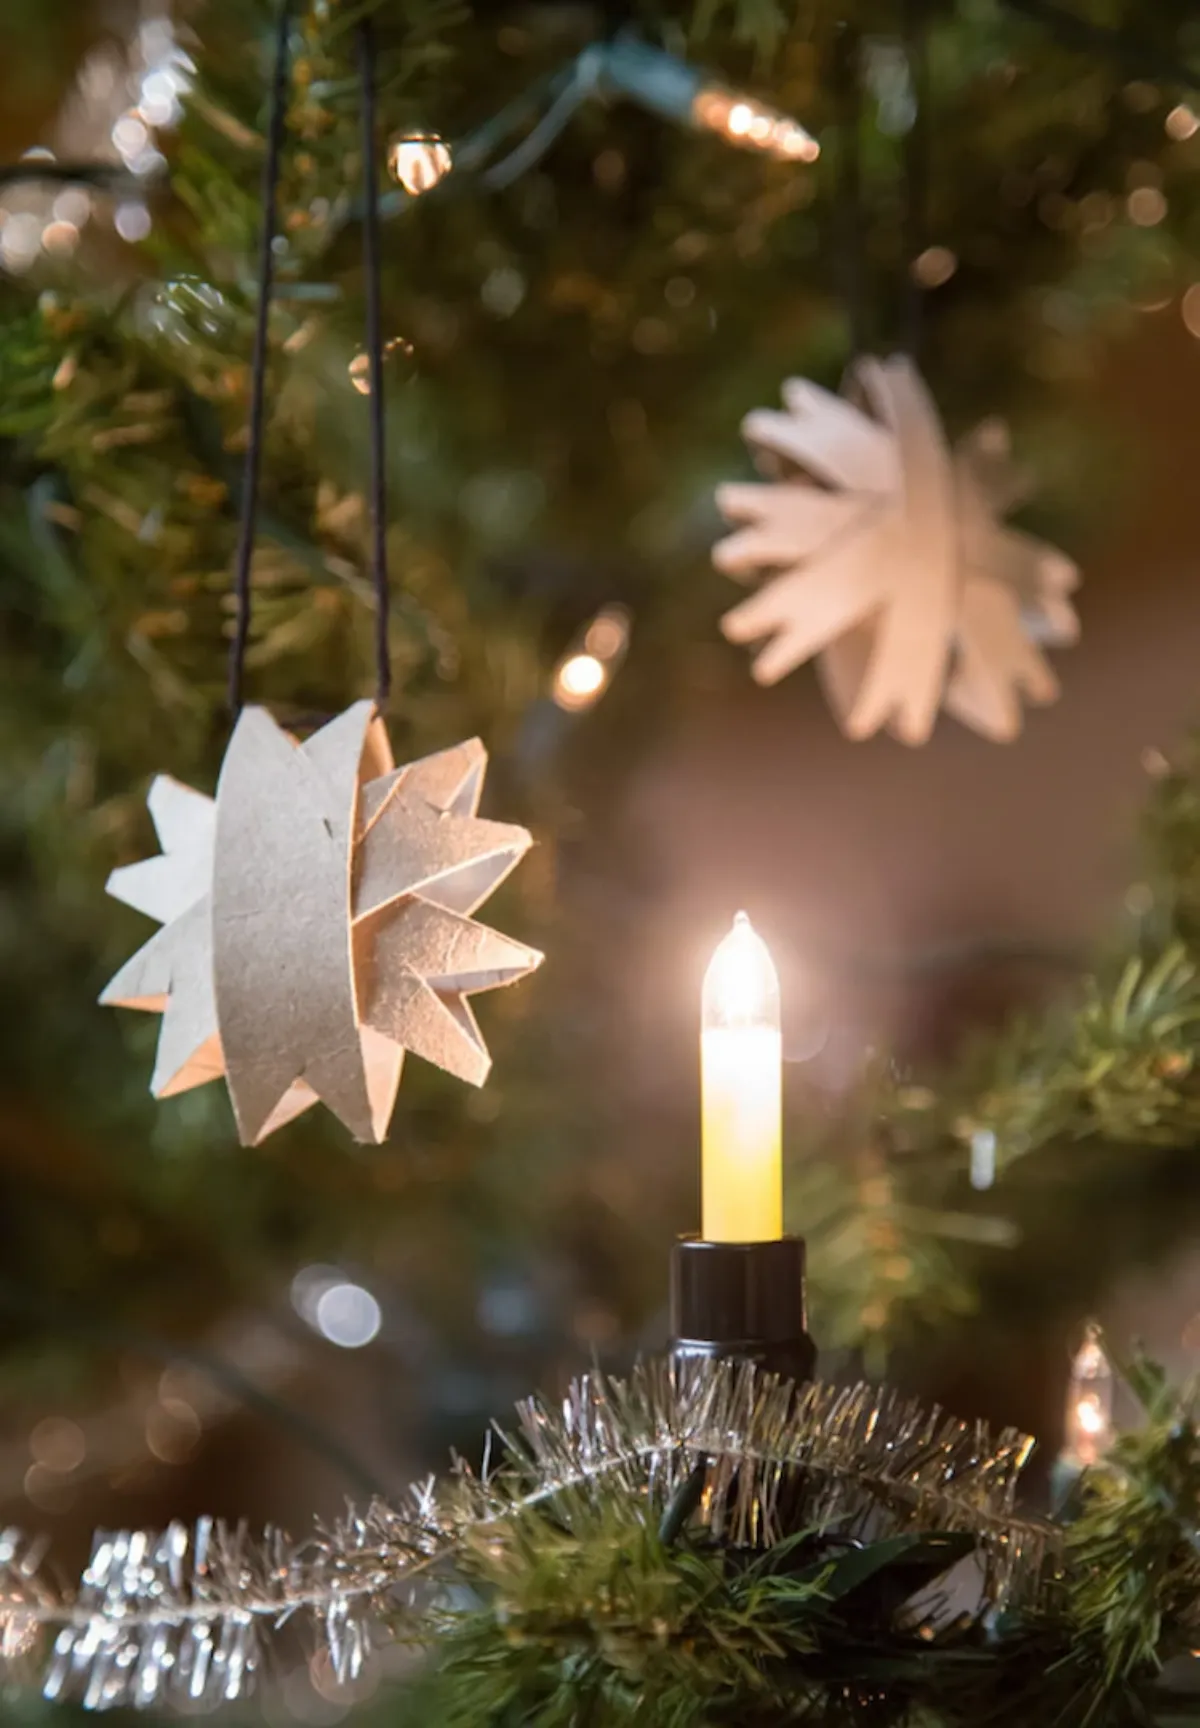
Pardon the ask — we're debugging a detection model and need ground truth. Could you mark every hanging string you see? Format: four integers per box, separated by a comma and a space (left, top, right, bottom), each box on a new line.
357, 16, 391, 709
228, 0, 293, 719
228, 5, 392, 717
833, 22, 869, 357
903, 0, 932, 359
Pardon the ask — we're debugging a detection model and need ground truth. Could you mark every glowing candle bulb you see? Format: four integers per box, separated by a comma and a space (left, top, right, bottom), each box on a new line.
1061, 1326, 1114, 1470
700, 912, 783, 1243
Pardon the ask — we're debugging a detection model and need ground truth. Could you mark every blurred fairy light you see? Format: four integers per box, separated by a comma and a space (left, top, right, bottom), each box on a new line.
292, 1264, 382, 1348
555, 654, 606, 706
52, 187, 91, 226
691, 89, 818, 160
139, 68, 186, 130
291, 1263, 341, 1322
912, 245, 957, 288
589, 38, 816, 163
864, 40, 917, 137
379, 40, 813, 221
0, 1321, 300, 1507
1166, 103, 1199, 141
24, 1417, 87, 1510
1127, 185, 1167, 226
348, 336, 415, 394
40, 220, 79, 257
0, 2, 191, 274
969, 1128, 997, 1191
119, 10, 192, 180
551, 604, 631, 712
481, 265, 526, 318
584, 607, 630, 659
1060, 1325, 1115, 1470
144, 1397, 201, 1464
112, 113, 149, 161
348, 352, 371, 395
388, 132, 453, 195
0, 213, 43, 272
114, 200, 152, 243
315, 1285, 382, 1349
29, 1418, 86, 1474
1182, 284, 1200, 337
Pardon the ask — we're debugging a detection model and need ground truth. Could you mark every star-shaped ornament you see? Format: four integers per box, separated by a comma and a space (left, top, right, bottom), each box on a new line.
714, 354, 1080, 744
102, 702, 542, 1144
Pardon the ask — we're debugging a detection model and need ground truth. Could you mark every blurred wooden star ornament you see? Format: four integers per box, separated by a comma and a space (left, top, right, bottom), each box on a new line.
101, 701, 543, 1145
713, 354, 1080, 744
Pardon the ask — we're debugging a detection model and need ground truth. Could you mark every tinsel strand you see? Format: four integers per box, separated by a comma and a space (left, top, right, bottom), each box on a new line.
0, 1361, 1052, 1711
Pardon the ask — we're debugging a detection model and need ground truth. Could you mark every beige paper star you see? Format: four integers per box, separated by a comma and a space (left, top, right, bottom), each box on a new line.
714, 354, 1080, 744
101, 702, 542, 1145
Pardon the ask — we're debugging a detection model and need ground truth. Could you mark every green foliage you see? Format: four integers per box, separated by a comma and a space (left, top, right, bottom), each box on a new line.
390, 1364, 1200, 1727
804, 749, 1200, 1354
408, 1514, 833, 1727
401, 1510, 992, 1728
394, 1501, 1198, 1727
1059, 1359, 1200, 1706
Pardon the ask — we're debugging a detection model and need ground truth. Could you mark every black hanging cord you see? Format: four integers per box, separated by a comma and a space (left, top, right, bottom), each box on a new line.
903, 0, 932, 359
228, 0, 293, 719
833, 22, 868, 357
226, 3, 393, 717
357, 15, 391, 709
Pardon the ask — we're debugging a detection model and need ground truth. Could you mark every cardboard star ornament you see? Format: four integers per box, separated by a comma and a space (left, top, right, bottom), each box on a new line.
713, 354, 1080, 744
101, 702, 543, 1144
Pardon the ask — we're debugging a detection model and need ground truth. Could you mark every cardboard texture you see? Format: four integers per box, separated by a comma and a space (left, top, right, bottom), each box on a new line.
100, 704, 543, 1145
714, 354, 1080, 745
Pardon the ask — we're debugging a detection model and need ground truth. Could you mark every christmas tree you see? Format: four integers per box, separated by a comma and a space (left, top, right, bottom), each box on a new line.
6, 1, 1200, 1722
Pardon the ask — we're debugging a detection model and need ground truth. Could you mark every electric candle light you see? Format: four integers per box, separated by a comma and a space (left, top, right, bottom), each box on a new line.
669, 913, 814, 1383
1050, 1325, 1115, 1511
701, 912, 783, 1243
1061, 1326, 1115, 1470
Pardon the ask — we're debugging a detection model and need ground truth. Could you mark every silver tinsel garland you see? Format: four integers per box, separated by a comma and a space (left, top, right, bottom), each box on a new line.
0, 1359, 1055, 1711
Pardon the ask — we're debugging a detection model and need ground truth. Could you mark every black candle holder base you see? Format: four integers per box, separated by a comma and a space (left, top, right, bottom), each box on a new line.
669, 1235, 816, 1383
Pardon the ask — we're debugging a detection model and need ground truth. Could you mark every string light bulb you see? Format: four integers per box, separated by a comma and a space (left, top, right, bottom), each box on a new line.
691, 87, 818, 160
1061, 1324, 1114, 1470
555, 654, 605, 706
551, 604, 631, 712
388, 132, 453, 196
348, 352, 371, 395
597, 39, 817, 164
1166, 103, 1199, 141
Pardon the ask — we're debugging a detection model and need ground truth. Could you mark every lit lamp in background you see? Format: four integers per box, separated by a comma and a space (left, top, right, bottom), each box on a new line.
599, 38, 818, 163
691, 88, 819, 161
551, 604, 631, 713
376, 41, 815, 236
1061, 1325, 1115, 1470
1051, 1324, 1115, 1510
671, 914, 816, 1382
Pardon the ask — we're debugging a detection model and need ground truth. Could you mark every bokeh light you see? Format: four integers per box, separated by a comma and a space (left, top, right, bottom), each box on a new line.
388, 133, 453, 196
